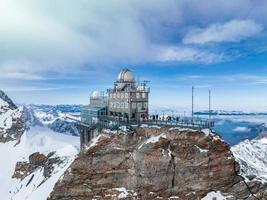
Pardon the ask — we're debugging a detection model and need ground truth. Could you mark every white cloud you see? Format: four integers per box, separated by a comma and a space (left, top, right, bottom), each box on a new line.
233, 126, 249, 132
157, 46, 224, 64
183, 19, 263, 44
0, 1, 267, 80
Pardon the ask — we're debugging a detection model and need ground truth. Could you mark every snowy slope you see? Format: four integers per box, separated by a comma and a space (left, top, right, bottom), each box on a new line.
231, 137, 267, 182
0, 126, 79, 200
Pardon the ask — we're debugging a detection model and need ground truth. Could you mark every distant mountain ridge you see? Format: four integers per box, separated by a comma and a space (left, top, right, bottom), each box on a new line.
195, 110, 267, 116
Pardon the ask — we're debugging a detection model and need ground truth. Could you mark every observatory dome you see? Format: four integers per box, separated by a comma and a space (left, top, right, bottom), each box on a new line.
118, 69, 135, 82
91, 91, 101, 98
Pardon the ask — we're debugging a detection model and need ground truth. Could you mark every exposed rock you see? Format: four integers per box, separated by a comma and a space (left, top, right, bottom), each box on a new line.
48, 127, 267, 200
0, 90, 17, 110
13, 152, 63, 181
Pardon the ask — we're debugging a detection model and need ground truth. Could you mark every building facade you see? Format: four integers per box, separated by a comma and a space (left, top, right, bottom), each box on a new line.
80, 91, 107, 125
107, 69, 149, 121
81, 68, 150, 126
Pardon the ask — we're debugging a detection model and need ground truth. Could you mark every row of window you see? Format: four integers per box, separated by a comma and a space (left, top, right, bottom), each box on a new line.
109, 102, 148, 109
109, 92, 147, 99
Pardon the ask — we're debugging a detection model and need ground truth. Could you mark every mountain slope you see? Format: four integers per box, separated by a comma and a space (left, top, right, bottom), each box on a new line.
0, 90, 80, 200
48, 127, 267, 200
231, 136, 267, 183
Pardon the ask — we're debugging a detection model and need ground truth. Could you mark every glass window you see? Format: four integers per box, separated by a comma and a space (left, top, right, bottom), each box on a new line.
117, 102, 120, 108
117, 93, 120, 98
142, 93, 146, 98
125, 93, 128, 98
137, 103, 142, 108
136, 93, 140, 98
120, 102, 124, 108
132, 102, 136, 108
144, 103, 148, 108
125, 102, 129, 109
121, 93, 124, 98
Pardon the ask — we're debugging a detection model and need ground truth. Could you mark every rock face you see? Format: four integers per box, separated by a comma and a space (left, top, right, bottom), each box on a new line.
0, 90, 29, 143
48, 127, 267, 200
0, 90, 17, 110
13, 152, 63, 181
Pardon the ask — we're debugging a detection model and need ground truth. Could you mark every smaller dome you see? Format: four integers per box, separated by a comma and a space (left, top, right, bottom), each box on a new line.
118, 69, 135, 82
91, 91, 101, 98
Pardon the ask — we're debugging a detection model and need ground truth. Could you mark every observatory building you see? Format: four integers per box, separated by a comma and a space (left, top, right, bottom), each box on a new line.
107, 69, 150, 121
80, 68, 150, 126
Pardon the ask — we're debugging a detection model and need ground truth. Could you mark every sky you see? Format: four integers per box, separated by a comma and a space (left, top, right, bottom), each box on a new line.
1, 0, 267, 111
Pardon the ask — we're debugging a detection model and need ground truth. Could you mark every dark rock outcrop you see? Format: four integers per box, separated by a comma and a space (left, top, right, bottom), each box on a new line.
13, 152, 63, 181
48, 127, 267, 200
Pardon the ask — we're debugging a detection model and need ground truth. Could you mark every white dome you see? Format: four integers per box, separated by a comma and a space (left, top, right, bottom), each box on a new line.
118, 69, 135, 82
91, 91, 101, 98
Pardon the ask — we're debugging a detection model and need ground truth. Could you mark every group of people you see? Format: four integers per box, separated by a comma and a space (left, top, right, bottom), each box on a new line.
149, 115, 180, 121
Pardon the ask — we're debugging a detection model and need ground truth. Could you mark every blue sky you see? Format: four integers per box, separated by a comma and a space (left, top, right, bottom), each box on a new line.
1, 0, 267, 111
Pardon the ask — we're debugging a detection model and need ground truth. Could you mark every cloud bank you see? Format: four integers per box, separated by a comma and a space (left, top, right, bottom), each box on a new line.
183, 19, 263, 44
0, 0, 266, 80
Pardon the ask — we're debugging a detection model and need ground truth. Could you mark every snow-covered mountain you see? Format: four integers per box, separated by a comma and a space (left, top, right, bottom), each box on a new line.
27, 104, 80, 136
0, 90, 79, 200
0, 91, 27, 143
231, 135, 267, 183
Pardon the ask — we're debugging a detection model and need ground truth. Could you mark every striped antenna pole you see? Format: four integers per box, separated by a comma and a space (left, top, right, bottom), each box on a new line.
209, 89, 211, 130
192, 86, 194, 121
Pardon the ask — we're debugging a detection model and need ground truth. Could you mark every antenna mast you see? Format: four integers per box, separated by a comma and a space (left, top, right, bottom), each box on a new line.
209, 89, 211, 121
192, 86, 194, 121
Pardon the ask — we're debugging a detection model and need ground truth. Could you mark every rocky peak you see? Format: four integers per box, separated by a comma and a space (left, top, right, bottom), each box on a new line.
48, 127, 267, 200
0, 90, 17, 110
0, 90, 28, 143
13, 152, 63, 181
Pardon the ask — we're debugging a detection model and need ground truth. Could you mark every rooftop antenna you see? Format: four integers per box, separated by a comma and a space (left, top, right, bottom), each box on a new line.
192, 86, 194, 121
209, 89, 211, 129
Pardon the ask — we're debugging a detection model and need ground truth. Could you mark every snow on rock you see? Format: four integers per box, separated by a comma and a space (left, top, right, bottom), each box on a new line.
0, 126, 79, 200
194, 145, 209, 153
85, 134, 109, 150
201, 191, 232, 200
0, 101, 26, 142
113, 187, 129, 199
231, 137, 267, 182
138, 133, 166, 149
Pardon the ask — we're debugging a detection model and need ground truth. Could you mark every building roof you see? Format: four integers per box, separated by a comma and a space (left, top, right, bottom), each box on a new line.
91, 90, 101, 98
118, 68, 135, 82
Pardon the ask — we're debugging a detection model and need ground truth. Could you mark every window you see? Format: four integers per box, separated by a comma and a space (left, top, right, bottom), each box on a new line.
121, 93, 124, 98
117, 102, 120, 108
113, 93, 116, 98
116, 93, 120, 98
142, 93, 146, 98
144, 103, 148, 108
125, 102, 129, 109
132, 102, 136, 109
120, 102, 124, 109
137, 103, 142, 111
136, 93, 140, 98
125, 93, 128, 98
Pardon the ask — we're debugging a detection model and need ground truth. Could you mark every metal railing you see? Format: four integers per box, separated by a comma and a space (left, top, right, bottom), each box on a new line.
73, 116, 214, 131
